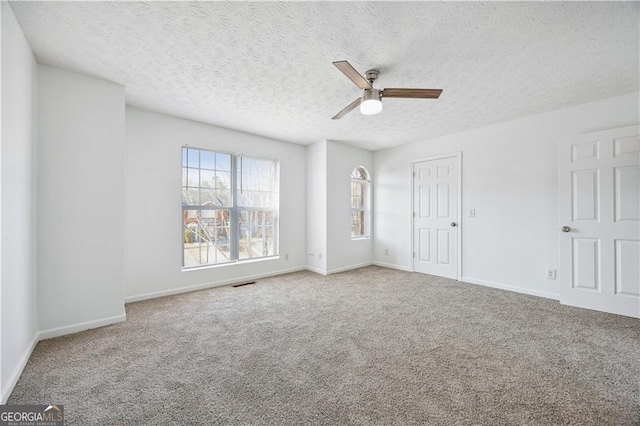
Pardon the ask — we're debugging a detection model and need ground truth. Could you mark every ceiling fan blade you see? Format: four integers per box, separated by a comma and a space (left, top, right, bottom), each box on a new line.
332, 98, 361, 120
382, 88, 443, 99
333, 61, 372, 90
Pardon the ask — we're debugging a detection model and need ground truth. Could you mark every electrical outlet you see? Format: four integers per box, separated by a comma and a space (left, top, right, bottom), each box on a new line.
546, 269, 556, 280
384, 248, 390, 256
318, 252, 322, 260
284, 253, 289, 261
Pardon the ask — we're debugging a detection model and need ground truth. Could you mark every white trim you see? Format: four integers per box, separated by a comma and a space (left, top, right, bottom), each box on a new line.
461, 276, 559, 300
1, 332, 39, 404
456, 153, 463, 281
326, 261, 373, 275
305, 266, 328, 276
412, 152, 462, 163
411, 152, 463, 279
39, 313, 127, 340
125, 266, 307, 303
181, 254, 279, 272
351, 165, 372, 239
372, 261, 412, 272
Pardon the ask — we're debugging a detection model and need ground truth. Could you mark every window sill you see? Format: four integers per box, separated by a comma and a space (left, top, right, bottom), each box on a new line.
182, 255, 280, 272
351, 236, 371, 241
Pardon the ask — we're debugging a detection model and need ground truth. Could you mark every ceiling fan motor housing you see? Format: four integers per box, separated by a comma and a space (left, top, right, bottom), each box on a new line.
365, 69, 379, 84
362, 88, 382, 102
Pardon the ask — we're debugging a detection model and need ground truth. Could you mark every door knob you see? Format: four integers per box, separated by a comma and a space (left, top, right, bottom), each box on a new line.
561, 226, 571, 233
450, 222, 457, 227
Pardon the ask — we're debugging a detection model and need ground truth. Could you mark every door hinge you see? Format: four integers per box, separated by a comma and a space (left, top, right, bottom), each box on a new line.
413, 251, 415, 258
413, 172, 416, 177
413, 212, 416, 218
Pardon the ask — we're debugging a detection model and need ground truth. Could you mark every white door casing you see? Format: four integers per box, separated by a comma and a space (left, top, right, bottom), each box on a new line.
413, 154, 461, 279
559, 125, 640, 318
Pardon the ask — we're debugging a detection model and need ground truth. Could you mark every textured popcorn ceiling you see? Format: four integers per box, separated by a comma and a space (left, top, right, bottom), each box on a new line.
9, 1, 639, 150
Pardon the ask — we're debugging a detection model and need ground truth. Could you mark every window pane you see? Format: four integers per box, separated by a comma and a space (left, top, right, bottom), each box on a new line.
351, 166, 368, 180
237, 190, 250, 207
351, 196, 361, 209
216, 189, 232, 207
237, 209, 276, 260
351, 210, 366, 238
238, 225, 251, 260
352, 184, 363, 208
239, 157, 276, 194
216, 153, 231, 172
182, 188, 199, 205
351, 211, 359, 237
351, 181, 364, 209
200, 170, 215, 188
200, 189, 215, 206
183, 209, 200, 267
238, 157, 278, 208
200, 150, 215, 170
216, 171, 231, 190
183, 208, 232, 267
187, 168, 199, 187
187, 149, 199, 168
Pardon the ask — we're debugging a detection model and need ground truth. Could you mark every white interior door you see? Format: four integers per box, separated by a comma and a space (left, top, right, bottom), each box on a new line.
559, 125, 640, 318
413, 155, 460, 279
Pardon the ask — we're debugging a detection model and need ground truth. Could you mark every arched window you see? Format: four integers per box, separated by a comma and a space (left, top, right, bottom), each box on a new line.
351, 166, 371, 239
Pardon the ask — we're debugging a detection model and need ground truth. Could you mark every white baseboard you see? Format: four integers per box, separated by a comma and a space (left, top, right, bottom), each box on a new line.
39, 313, 127, 340
372, 261, 412, 272
124, 266, 308, 303
1, 332, 39, 404
304, 266, 327, 275
326, 261, 373, 275
461, 276, 559, 300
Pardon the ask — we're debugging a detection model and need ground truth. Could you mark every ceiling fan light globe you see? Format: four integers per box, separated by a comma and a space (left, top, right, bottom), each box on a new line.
360, 99, 383, 115
360, 89, 382, 115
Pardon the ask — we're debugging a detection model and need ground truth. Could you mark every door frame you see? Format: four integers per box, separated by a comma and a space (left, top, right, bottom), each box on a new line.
411, 152, 463, 280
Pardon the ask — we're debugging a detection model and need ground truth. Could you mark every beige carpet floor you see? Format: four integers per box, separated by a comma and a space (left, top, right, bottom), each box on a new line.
7, 266, 640, 425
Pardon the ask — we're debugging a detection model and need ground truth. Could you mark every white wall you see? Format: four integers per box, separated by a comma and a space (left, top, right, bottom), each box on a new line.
306, 140, 327, 274
326, 141, 373, 273
1, 1, 4, 399
305, 140, 373, 275
124, 107, 307, 301
374, 92, 640, 299
1, 2, 39, 404
38, 65, 126, 336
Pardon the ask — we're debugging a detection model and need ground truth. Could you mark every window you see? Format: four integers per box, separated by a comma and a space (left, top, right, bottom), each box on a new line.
351, 166, 371, 239
182, 147, 279, 268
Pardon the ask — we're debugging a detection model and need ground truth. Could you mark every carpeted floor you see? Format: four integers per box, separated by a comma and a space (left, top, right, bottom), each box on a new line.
8, 266, 640, 425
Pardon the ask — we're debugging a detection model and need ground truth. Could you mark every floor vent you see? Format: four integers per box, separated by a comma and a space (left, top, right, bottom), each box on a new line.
232, 281, 257, 288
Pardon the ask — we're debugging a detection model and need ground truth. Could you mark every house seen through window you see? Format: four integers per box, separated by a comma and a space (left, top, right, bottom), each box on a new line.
182, 147, 279, 268
351, 166, 371, 239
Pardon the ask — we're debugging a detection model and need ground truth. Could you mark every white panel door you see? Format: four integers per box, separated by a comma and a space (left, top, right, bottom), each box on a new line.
413, 155, 460, 279
559, 125, 640, 318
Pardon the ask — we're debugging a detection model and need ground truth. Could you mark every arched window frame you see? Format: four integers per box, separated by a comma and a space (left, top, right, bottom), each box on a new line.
351, 166, 371, 239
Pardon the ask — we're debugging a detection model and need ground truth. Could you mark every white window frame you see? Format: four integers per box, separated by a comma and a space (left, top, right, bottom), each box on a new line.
351, 166, 371, 239
182, 146, 279, 269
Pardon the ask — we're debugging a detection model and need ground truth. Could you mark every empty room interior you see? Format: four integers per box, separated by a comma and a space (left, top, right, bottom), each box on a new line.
1, 1, 639, 424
